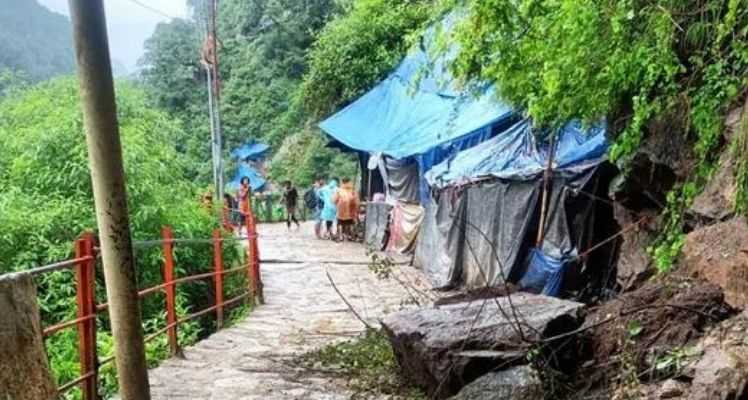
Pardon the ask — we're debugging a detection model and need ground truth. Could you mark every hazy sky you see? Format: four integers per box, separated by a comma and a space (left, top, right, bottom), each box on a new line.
38, 0, 190, 71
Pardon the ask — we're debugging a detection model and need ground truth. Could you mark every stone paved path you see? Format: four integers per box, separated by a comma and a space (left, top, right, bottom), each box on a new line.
148, 222, 430, 400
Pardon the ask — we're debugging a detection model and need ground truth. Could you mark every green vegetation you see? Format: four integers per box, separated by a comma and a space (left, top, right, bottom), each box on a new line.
138, 0, 437, 187
0, 0, 74, 82
301, 329, 427, 399
0, 78, 248, 398
449, 0, 748, 271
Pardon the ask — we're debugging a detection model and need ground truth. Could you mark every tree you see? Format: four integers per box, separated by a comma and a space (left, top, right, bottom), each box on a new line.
138, 18, 212, 182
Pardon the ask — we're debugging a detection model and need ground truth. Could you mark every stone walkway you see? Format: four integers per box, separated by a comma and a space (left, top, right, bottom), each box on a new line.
148, 222, 430, 400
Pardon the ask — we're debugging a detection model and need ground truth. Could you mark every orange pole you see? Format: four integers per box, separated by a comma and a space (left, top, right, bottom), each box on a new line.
243, 199, 257, 301
75, 233, 98, 400
212, 229, 224, 329
250, 216, 264, 304
161, 226, 179, 356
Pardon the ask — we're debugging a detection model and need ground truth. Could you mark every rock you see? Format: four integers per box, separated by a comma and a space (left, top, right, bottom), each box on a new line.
584, 277, 732, 376
683, 310, 748, 400
682, 216, 748, 309
613, 204, 658, 290
448, 366, 543, 400
0, 272, 57, 400
689, 151, 736, 222
639, 379, 689, 399
382, 293, 584, 399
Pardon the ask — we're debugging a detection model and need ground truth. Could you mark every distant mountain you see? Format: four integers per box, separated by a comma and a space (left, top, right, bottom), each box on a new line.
0, 0, 75, 81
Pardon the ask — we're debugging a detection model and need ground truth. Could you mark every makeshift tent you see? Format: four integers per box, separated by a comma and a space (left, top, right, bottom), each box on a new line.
231, 141, 270, 161
319, 16, 517, 203
227, 164, 267, 192
416, 119, 613, 295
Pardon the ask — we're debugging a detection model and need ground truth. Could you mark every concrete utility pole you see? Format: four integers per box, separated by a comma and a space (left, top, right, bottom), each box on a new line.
207, 0, 224, 203
66, 1, 151, 399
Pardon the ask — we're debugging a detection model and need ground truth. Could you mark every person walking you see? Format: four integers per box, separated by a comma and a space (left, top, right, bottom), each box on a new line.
304, 177, 325, 238
319, 179, 338, 239
333, 177, 360, 241
237, 176, 253, 227
282, 180, 301, 231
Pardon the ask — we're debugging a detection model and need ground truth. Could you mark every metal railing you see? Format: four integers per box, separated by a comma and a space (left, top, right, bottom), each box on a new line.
24, 205, 263, 400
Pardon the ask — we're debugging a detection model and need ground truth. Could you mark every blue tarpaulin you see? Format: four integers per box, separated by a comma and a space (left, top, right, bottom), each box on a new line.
227, 164, 266, 192
518, 248, 572, 297
231, 142, 270, 161
318, 17, 516, 202
425, 119, 608, 187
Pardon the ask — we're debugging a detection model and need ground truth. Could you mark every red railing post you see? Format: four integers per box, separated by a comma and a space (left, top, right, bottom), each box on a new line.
250, 216, 264, 305
75, 233, 98, 400
161, 226, 179, 356
243, 198, 263, 304
212, 229, 224, 329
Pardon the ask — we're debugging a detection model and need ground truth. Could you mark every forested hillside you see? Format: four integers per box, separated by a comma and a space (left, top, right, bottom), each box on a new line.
0, 1, 74, 83
139, 0, 435, 186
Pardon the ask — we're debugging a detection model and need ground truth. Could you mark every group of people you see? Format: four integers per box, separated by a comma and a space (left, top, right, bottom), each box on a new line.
303, 177, 360, 241
216, 176, 360, 241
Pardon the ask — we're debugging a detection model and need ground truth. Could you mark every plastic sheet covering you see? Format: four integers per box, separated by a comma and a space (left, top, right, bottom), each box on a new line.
318, 16, 514, 162
417, 173, 598, 290
227, 163, 266, 192
387, 202, 425, 254
365, 202, 392, 250
385, 157, 420, 203
518, 248, 569, 296
426, 119, 607, 188
231, 141, 270, 161
414, 190, 466, 288
461, 181, 540, 288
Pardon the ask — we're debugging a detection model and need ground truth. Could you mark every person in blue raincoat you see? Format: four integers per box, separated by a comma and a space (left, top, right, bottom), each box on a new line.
318, 179, 338, 239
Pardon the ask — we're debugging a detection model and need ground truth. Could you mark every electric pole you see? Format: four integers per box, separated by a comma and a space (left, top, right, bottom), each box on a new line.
66, 1, 151, 399
204, 0, 224, 203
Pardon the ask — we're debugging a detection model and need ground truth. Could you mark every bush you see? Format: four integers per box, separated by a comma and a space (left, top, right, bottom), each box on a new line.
0, 78, 245, 398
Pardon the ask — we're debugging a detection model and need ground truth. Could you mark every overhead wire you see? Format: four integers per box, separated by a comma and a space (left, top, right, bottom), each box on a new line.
120, 0, 179, 20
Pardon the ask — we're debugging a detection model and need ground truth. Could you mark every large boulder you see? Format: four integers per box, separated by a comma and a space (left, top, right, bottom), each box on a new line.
448, 366, 543, 400
682, 216, 748, 310
0, 272, 57, 400
382, 293, 584, 399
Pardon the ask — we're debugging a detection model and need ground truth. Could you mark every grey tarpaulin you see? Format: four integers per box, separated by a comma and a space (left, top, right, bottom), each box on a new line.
416, 171, 600, 290
414, 189, 465, 288
461, 180, 540, 288
385, 157, 420, 203
365, 202, 392, 250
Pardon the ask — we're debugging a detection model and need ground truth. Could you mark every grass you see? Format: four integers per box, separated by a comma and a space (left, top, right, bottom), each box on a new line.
300, 328, 427, 399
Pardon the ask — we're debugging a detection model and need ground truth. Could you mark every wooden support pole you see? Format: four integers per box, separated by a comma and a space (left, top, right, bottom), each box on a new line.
536, 132, 558, 247
66, 1, 151, 398
212, 229, 224, 329
75, 233, 98, 400
161, 227, 179, 356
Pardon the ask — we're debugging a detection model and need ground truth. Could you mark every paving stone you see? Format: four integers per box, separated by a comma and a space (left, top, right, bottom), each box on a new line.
148, 222, 427, 400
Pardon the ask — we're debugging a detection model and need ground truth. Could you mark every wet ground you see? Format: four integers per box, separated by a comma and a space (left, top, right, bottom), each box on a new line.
147, 222, 430, 400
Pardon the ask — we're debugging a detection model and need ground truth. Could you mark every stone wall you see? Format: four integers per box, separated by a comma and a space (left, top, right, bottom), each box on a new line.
0, 272, 57, 400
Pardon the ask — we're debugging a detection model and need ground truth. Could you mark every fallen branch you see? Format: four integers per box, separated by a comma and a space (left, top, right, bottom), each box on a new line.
325, 268, 374, 330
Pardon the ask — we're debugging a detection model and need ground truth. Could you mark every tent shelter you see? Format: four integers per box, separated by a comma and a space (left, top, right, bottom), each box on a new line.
227, 141, 269, 193
319, 16, 517, 252
227, 163, 266, 192
416, 119, 618, 297
319, 17, 517, 203
231, 141, 270, 162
